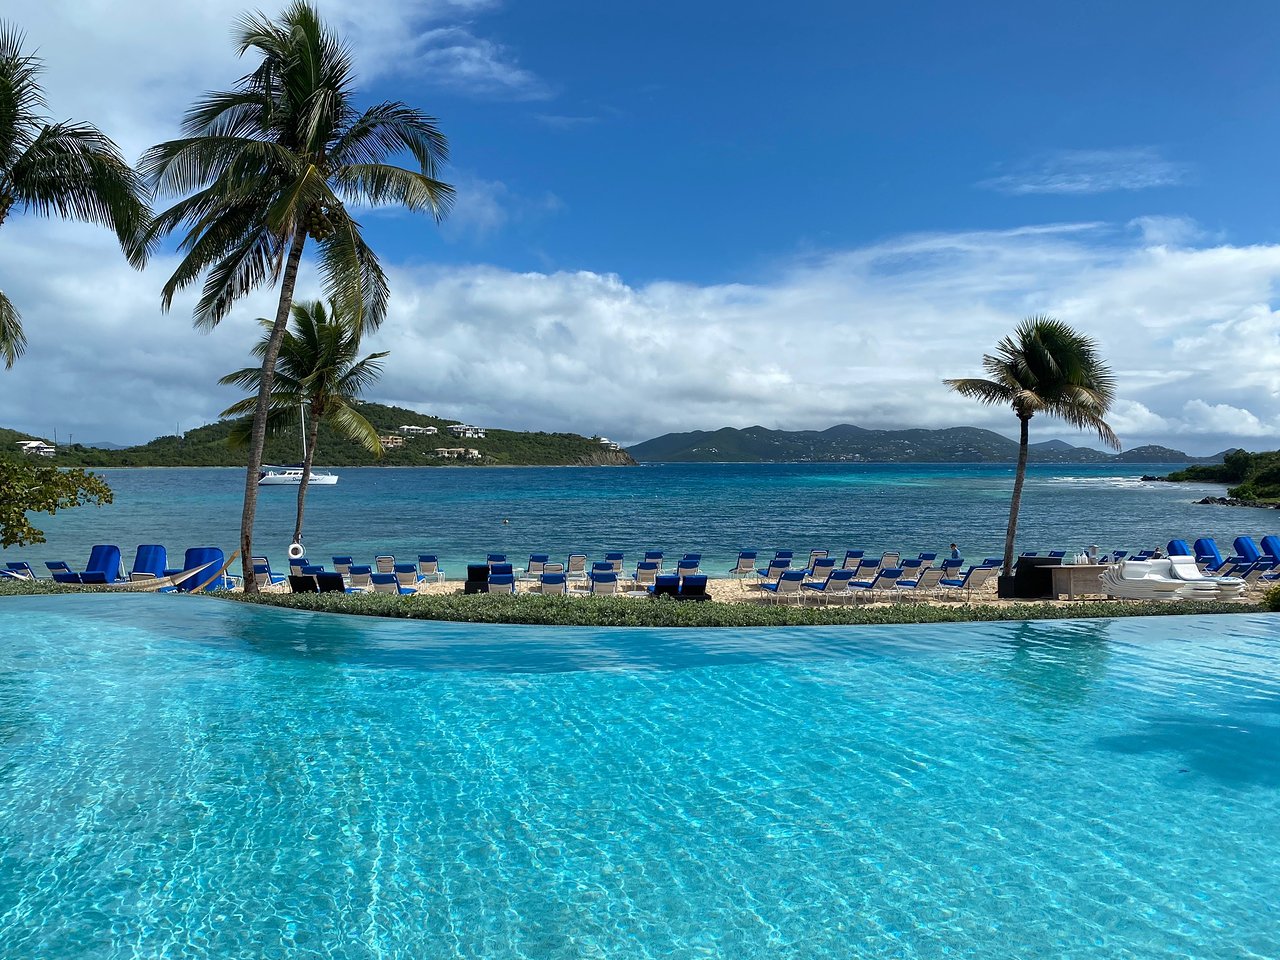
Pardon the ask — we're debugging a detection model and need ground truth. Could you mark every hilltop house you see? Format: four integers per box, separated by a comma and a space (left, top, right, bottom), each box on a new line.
15, 440, 55, 457
434, 447, 482, 460
399, 424, 438, 436
379, 435, 405, 449
447, 424, 486, 439
598, 437, 621, 451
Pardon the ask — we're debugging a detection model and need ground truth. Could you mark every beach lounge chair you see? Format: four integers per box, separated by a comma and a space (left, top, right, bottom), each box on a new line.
1262, 535, 1280, 563
566, 554, 588, 580
805, 549, 828, 572
917, 552, 938, 564
728, 551, 758, 577
674, 559, 699, 579
605, 551, 625, 573
371, 572, 415, 595
770, 550, 794, 565
84, 544, 125, 583
522, 554, 550, 580
45, 560, 72, 577
576, 570, 618, 596
250, 555, 287, 584
347, 564, 373, 592
79, 571, 110, 585
879, 552, 900, 569
898, 567, 945, 597
756, 558, 791, 583
760, 569, 805, 604
538, 572, 568, 595
1100, 560, 1217, 601
177, 547, 237, 592
589, 561, 613, 581
677, 574, 710, 601
1166, 556, 1247, 599
644, 550, 665, 569
417, 554, 444, 583
375, 555, 396, 574
301, 564, 325, 577
52, 571, 82, 584
316, 572, 346, 593
288, 557, 309, 577
486, 553, 507, 567
938, 566, 996, 602
849, 567, 905, 603
252, 563, 277, 590
542, 561, 565, 575
800, 568, 855, 604
1047, 550, 1066, 559
332, 556, 354, 576
485, 573, 516, 595
650, 574, 680, 598
1234, 537, 1264, 564
394, 563, 419, 592
632, 561, 660, 591
841, 550, 865, 569
490, 563, 515, 579
289, 574, 319, 593
5, 561, 37, 579
463, 564, 490, 594
1167, 540, 1193, 557
132, 545, 169, 580
1193, 538, 1229, 571
807, 557, 837, 582
940, 558, 963, 577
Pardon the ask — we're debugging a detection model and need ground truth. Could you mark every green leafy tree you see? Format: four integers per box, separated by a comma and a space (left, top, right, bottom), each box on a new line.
0, 458, 112, 547
140, 1, 452, 589
0, 22, 150, 366
220, 299, 387, 543
944, 315, 1119, 578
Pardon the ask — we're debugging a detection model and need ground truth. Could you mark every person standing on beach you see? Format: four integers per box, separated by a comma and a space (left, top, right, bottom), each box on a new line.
950, 543, 961, 560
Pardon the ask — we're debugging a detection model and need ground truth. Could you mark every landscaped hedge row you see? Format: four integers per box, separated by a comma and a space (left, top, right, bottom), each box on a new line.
1, 578, 1266, 626
224, 590, 1263, 628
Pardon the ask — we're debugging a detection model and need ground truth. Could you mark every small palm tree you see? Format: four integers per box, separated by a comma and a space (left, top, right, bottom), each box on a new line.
140, 1, 452, 589
944, 315, 1119, 579
220, 299, 386, 544
0, 22, 149, 366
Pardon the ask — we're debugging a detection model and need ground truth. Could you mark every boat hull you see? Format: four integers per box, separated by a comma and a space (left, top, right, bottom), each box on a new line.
258, 471, 339, 486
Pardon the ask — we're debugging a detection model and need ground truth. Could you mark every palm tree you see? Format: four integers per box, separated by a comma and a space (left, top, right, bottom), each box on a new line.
140, 1, 452, 590
944, 315, 1119, 580
0, 22, 150, 367
220, 299, 386, 544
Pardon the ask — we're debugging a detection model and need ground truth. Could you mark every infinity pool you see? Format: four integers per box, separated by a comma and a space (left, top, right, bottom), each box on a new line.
0, 596, 1276, 958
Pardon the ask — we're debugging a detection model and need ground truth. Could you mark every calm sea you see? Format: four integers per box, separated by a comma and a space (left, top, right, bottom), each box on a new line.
4, 462, 1271, 575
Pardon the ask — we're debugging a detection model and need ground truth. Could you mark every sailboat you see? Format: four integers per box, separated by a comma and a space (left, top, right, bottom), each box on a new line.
258, 403, 339, 486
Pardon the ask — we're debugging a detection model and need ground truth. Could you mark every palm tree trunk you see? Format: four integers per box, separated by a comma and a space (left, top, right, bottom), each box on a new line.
293, 404, 321, 544
238, 229, 307, 592
1003, 413, 1032, 578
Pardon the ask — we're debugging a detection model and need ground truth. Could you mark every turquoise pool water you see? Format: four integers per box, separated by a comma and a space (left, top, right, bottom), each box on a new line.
1, 597, 1277, 958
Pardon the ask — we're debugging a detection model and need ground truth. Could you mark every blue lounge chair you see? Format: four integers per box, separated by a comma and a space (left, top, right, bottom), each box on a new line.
288, 557, 309, 577
1048, 550, 1066, 559
131, 545, 169, 581
917, 552, 938, 564
938, 566, 997, 602
45, 560, 72, 577
486, 573, 517, 594
807, 557, 837, 581
1263, 536, 1280, 563
1167, 539, 1193, 557
677, 574, 710, 601
801, 568, 855, 604
760, 569, 805, 603
566, 554, 588, 579
538, 571, 568, 595
1234, 537, 1264, 564
805, 549, 829, 571
644, 550, 665, 569
177, 547, 236, 592
347, 565, 373, 592
371, 572, 415, 595
581, 570, 619, 596
605, 551, 625, 572
941, 558, 963, 576
374, 555, 396, 574
756, 558, 791, 583
5, 561, 37, 579
84, 544, 124, 583
250, 555, 288, 588
649, 573, 680, 598
393, 563, 419, 592
841, 550, 865, 569
522, 554, 550, 579
490, 563, 515, 579
1193, 538, 1228, 571
728, 550, 757, 577
674, 559, 699, 578
417, 555, 444, 583
632, 561, 660, 590
52, 571, 82, 584
332, 556, 354, 575
771, 550, 794, 564
898, 567, 945, 596
849, 567, 905, 602
486, 553, 507, 566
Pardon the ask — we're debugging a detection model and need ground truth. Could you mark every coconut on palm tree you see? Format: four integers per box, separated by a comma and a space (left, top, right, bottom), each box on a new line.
0, 22, 150, 367
944, 315, 1119, 582
220, 299, 386, 544
140, 1, 452, 590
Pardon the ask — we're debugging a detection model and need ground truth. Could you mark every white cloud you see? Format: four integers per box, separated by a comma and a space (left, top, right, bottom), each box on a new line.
979, 148, 1190, 196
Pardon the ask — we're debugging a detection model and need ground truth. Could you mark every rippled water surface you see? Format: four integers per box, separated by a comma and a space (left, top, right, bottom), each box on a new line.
1, 596, 1277, 958
0, 462, 1267, 575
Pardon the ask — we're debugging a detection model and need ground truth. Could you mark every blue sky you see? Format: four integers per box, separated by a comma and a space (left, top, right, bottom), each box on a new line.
6, 0, 1280, 452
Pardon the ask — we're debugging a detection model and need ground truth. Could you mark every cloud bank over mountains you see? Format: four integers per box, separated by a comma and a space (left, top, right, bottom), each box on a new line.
6, 217, 1279, 454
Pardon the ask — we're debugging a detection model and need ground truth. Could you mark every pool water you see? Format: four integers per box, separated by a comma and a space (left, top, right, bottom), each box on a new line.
0, 596, 1277, 959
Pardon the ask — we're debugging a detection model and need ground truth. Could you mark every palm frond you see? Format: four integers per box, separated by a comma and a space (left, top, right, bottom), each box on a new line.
0, 288, 25, 368
329, 101, 450, 176
942, 378, 1016, 407
333, 162, 453, 219
316, 211, 388, 331
325, 403, 383, 456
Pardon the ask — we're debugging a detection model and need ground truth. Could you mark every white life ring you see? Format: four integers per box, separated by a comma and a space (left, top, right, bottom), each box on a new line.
288, 542, 305, 560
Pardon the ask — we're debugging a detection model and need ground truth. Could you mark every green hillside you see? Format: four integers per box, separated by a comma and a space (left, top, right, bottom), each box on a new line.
626, 423, 1218, 464
1166, 449, 1280, 499
6, 404, 635, 468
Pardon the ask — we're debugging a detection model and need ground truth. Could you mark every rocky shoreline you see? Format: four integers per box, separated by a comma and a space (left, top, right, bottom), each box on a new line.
1193, 495, 1280, 509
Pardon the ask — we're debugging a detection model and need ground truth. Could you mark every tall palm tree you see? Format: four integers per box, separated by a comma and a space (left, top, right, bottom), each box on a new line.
220, 299, 386, 544
944, 315, 1119, 579
0, 22, 150, 367
140, 1, 452, 590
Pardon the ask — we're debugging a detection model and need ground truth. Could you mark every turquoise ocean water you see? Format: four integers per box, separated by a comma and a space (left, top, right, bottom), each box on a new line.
3, 462, 1270, 574
0, 595, 1276, 958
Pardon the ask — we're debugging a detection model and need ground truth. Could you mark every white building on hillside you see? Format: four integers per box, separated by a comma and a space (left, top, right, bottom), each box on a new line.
399, 424, 438, 436
598, 437, 621, 451
447, 424, 486, 439
15, 440, 55, 457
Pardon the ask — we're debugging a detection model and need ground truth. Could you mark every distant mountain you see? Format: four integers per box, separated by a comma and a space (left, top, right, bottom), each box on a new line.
627, 424, 1221, 465
80, 440, 129, 450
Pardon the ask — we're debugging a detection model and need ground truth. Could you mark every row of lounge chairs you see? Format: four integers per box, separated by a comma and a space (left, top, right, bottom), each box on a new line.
4, 544, 237, 591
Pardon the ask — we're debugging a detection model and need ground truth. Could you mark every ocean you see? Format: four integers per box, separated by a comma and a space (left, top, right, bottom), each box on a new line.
3, 462, 1270, 575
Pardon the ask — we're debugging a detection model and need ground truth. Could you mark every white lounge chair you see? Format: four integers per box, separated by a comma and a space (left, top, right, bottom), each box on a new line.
1100, 560, 1222, 601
